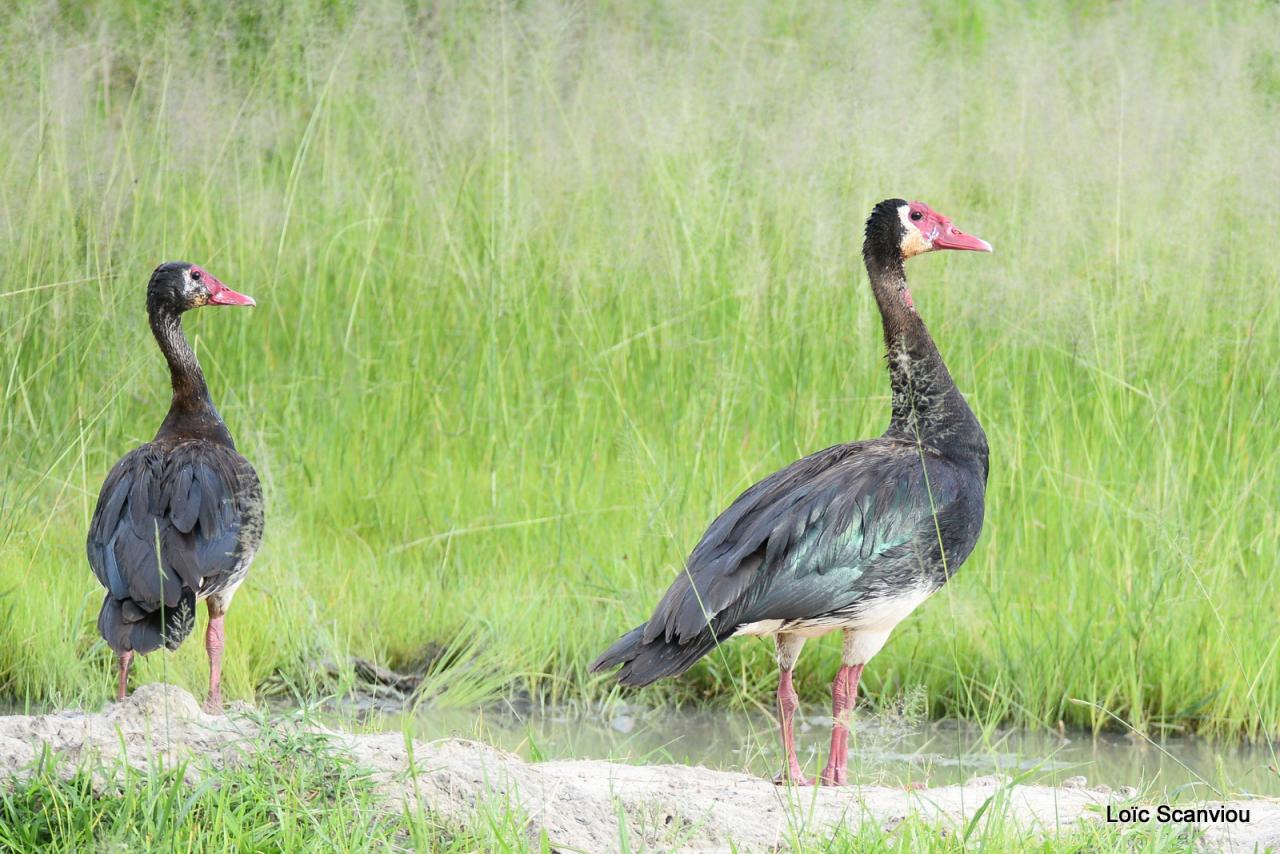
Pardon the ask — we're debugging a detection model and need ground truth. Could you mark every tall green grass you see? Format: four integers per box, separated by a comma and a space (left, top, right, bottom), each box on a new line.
0, 0, 1277, 738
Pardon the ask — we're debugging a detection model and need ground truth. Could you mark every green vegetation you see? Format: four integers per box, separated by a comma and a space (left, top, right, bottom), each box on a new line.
1, 0, 1277, 745
0, 727, 411, 852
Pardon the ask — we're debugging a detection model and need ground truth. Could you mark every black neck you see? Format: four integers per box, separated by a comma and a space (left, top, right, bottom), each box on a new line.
149, 306, 235, 447
863, 245, 985, 456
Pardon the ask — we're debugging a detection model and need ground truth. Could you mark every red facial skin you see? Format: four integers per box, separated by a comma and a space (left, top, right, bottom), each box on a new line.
193, 266, 256, 306
906, 201, 993, 253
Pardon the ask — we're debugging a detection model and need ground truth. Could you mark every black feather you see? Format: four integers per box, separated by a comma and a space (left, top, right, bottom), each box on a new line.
87, 441, 261, 655
166, 463, 198, 533
590, 624, 728, 687
97, 588, 196, 655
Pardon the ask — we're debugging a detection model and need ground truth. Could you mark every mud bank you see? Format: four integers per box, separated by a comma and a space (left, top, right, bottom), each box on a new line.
0, 685, 1275, 853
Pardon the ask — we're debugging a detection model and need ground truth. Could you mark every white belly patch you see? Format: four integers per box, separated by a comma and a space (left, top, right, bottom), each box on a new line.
731, 583, 939, 660
845, 583, 937, 631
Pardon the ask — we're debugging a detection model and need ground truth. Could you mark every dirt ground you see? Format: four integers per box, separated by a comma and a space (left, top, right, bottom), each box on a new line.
0, 684, 1275, 852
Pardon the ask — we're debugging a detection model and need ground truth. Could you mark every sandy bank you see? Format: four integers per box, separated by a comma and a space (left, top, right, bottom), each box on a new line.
0, 685, 1274, 852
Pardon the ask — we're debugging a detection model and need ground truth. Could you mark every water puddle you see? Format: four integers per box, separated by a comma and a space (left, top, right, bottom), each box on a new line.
349, 703, 1280, 799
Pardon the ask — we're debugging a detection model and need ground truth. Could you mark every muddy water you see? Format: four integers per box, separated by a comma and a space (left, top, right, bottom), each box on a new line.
361, 704, 1280, 799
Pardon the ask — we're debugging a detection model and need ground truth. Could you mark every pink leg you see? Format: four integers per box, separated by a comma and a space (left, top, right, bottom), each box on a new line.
116, 650, 133, 702
203, 612, 226, 713
772, 669, 813, 786
819, 663, 863, 786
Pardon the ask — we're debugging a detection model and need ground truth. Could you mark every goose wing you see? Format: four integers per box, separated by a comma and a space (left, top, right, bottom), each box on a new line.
87, 441, 261, 652
643, 439, 967, 645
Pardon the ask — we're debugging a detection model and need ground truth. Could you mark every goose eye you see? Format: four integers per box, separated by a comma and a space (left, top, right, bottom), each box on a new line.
910, 211, 923, 222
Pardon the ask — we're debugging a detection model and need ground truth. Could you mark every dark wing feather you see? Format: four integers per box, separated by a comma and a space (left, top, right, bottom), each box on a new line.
165, 464, 198, 533
112, 524, 180, 608
197, 525, 242, 572
649, 440, 951, 644
641, 444, 854, 646
731, 452, 964, 626
100, 541, 129, 600
162, 526, 204, 592
594, 439, 972, 685
193, 461, 229, 540
87, 441, 261, 655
